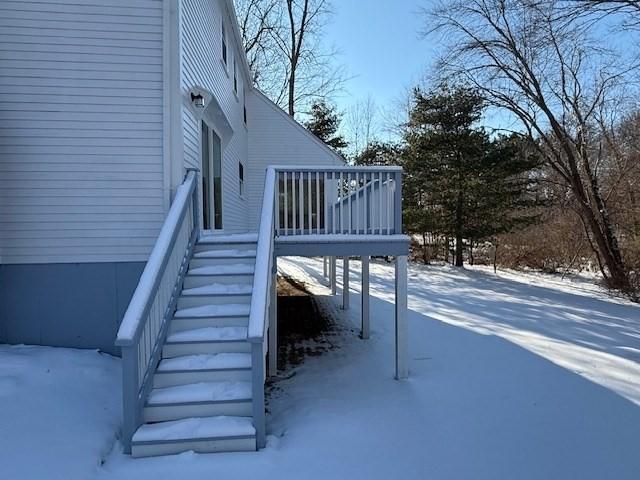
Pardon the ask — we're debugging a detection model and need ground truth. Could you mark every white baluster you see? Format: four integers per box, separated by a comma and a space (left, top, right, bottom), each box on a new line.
324, 172, 328, 234
339, 171, 344, 234
284, 171, 289, 234
298, 171, 304, 233
378, 171, 384, 235
316, 172, 321, 234
331, 172, 336, 234
276, 172, 281, 236
292, 172, 296, 234
307, 171, 312, 234
386, 172, 391, 235
355, 172, 360, 234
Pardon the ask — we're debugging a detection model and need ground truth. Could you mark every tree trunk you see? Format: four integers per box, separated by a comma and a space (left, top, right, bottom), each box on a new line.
455, 235, 464, 267
493, 240, 498, 274
444, 236, 449, 264
580, 156, 630, 290
454, 190, 464, 267
578, 199, 630, 290
288, 69, 296, 117
422, 232, 429, 265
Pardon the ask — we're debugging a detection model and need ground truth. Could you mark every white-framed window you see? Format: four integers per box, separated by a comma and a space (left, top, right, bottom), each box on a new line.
239, 162, 245, 197
221, 21, 228, 65
233, 59, 238, 95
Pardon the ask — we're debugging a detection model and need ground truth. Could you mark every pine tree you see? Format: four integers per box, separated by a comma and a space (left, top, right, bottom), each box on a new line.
353, 141, 400, 166
304, 101, 348, 153
402, 86, 540, 267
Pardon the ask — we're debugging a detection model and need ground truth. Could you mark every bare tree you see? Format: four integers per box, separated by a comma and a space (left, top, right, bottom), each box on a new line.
235, 0, 346, 117
235, 0, 282, 85
345, 95, 379, 156
565, 0, 640, 27
276, 0, 346, 117
427, 0, 638, 291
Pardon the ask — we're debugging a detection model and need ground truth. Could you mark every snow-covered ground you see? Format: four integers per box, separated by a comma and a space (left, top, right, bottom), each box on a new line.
1, 258, 639, 479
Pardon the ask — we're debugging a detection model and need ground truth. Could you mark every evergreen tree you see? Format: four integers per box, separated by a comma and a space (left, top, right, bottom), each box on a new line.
403, 86, 540, 267
353, 141, 400, 166
304, 100, 348, 153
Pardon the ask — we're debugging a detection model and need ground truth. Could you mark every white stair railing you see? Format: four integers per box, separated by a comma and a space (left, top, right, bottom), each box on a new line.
247, 167, 276, 449
115, 170, 199, 453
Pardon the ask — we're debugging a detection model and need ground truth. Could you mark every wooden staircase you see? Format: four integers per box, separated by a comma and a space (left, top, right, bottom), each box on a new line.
130, 234, 259, 457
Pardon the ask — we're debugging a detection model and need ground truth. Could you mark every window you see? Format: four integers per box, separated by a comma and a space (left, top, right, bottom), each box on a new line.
221, 21, 228, 65
233, 59, 238, 94
239, 162, 245, 197
243, 103, 247, 125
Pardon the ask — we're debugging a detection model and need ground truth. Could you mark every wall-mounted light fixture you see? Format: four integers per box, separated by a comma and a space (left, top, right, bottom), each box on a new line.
191, 92, 205, 108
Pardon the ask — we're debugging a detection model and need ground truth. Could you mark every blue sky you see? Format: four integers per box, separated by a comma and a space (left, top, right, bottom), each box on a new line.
326, 0, 435, 119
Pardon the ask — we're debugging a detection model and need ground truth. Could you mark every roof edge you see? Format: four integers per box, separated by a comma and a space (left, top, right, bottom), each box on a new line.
250, 89, 347, 165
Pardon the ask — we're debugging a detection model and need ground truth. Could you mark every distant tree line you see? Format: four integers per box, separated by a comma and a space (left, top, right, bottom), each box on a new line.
422, 0, 639, 295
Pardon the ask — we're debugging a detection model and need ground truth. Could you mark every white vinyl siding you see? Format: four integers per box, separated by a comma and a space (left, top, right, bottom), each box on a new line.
246, 90, 345, 230
180, 0, 249, 233
0, 0, 165, 264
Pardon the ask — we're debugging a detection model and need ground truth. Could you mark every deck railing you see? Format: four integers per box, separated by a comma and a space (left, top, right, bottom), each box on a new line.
273, 166, 403, 237
115, 170, 199, 453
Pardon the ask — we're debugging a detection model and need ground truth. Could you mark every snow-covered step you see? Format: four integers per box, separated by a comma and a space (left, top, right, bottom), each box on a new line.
154, 353, 252, 387
193, 249, 257, 259
171, 304, 251, 332
170, 315, 249, 333
163, 325, 250, 357
131, 416, 256, 457
177, 283, 253, 309
195, 233, 258, 252
189, 252, 256, 268
197, 233, 258, 243
182, 283, 253, 296
174, 303, 251, 320
188, 264, 255, 276
183, 272, 254, 288
190, 248, 256, 267
144, 381, 252, 422
184, 264, 255, 288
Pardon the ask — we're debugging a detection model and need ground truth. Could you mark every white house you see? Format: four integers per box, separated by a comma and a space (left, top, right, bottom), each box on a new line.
0, 0, 409, 458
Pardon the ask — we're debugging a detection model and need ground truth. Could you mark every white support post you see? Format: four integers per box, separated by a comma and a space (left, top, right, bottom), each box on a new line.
342, 256, 350, 310
330, 256, 337, 295
361, 256, 370, 339
268, 258, 278, 376
395, 255, 408, 379
323, 256, 328, 278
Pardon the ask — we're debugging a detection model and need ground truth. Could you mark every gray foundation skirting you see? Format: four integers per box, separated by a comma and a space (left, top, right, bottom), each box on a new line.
0, 262, 145, 355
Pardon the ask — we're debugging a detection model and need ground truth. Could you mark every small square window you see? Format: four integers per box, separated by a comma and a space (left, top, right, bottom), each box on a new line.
222, 22, 228, 65
239, 162, 245, 197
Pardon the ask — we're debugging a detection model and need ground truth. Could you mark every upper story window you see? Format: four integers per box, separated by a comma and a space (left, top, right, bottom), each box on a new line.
221, 21, 228, 65
233, 59, 238, 94
239, 162, 245, 197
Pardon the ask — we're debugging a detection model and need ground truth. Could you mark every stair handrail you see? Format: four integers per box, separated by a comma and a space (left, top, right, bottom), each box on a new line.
247, 167, 276, 448
248, 166, 276, 342
115, 169, 199, 453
